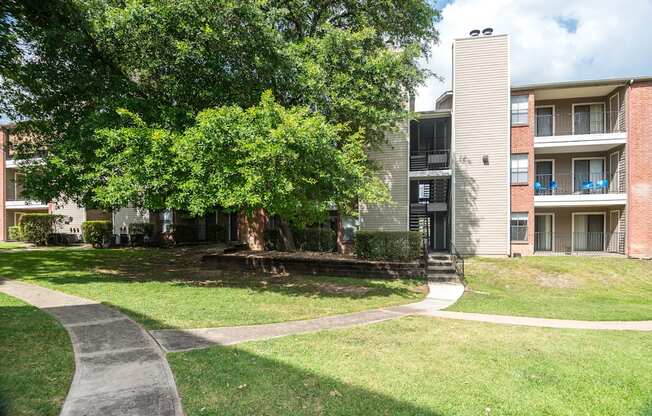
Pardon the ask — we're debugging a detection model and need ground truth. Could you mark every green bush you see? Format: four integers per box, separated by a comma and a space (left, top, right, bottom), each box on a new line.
264, 228, 282, 250
172, 224, 196, 243
19, 214, 65, 246
8, 226, 22, 241
207, 224, 227, 242
81, 221, 113, 248
293, 227, 336, 252
355, 231, 423, 261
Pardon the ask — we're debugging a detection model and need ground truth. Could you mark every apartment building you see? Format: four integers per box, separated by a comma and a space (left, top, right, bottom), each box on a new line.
361, 32, 652, 258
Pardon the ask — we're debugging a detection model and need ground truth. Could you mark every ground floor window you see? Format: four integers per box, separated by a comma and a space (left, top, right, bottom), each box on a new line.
510, 212, 528, 241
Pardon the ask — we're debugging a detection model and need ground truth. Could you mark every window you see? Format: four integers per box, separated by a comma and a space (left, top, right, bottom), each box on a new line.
535, 106, 554, 136
511, 212, 528, 241
511, 95, 528, 125
511, 154, 528, 184
342, 216, 358, 242
418, 182, 430, 202
160, 209, 173, 233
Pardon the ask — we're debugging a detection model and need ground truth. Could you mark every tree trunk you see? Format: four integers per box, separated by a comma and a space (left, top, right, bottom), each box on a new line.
278, 219, 296, 251
336, 212, 347, 254
240, 208, 267, 251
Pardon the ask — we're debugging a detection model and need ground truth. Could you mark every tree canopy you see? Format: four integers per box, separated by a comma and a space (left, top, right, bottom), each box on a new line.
0, 0, 440, 222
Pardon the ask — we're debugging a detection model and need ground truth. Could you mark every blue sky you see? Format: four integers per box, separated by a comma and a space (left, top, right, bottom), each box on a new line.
416, 0, 652, 110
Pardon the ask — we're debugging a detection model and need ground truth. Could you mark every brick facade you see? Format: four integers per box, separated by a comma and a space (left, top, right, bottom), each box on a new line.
627, 81, 652, 258
510, 91, 535, 256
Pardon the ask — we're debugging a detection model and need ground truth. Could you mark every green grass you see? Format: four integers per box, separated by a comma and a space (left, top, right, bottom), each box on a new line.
0, 292, 73, 416
169, 316, 652, 416
449, 256, 652, 320
0, 247, 426, 329
0, 241, 31, 250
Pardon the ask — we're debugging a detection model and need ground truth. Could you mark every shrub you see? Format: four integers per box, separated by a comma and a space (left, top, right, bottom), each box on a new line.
355, 231, 423, 261
207, 224, 227, 242
19, 214, 64, 246
81, 221, 113, 248
293, 227, 336, 252
264, 228, 282, 250
8, 226, 22, 241
172, 224, 196, 243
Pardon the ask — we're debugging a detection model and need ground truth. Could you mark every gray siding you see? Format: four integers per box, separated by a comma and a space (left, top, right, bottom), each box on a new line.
359, 123, 409, 231
53, 200, 86, 236
453, 35, 510, 255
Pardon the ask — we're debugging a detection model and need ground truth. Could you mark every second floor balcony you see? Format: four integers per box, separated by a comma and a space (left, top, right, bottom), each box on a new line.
534, 108, 625, 138
533, 172, 626, 207
409, 149, 450, 171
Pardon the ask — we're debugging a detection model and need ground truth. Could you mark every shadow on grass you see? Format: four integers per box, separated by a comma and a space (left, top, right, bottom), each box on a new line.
170, 343, 442, 416
0, 247, 424, 301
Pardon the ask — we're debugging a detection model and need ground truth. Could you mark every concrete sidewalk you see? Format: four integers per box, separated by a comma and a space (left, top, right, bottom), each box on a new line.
152, 281, 465, 352
0, 279, 183, 416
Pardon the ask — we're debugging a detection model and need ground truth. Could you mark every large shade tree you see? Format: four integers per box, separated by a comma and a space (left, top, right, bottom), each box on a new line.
0, 0, 440, 248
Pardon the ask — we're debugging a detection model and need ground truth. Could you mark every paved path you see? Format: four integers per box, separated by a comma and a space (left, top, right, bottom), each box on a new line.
152, 282, 466, 352
422, 310, 652, 331
0, 279, 183, 416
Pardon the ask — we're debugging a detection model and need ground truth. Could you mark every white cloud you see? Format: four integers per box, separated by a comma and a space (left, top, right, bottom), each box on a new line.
416, 0, 652, 110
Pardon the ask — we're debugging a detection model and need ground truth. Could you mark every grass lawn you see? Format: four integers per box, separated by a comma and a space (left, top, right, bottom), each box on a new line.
0, 293, 73, 416
449, 256, 652, 321
0, 241, 31, 250
0, 247, 426, 329
169, 316, 652, 416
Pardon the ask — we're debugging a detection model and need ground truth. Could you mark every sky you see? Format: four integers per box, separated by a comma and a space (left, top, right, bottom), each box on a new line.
415, 0, 652, 110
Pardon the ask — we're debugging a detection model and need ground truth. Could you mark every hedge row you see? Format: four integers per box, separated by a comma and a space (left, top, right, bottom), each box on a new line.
18, 214, 65, 246
354, 231, 423, 262
81, 221, 112, 247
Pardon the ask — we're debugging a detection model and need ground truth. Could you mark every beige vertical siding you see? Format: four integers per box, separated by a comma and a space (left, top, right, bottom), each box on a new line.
53, 200, 86, 236
113, 205, 150, 235
359, 122, 409, 231
453, 35, 510, 255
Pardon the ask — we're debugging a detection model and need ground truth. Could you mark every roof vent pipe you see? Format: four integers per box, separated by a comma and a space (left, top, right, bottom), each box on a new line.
482, 27, 494, 36
469, 29, 480, 37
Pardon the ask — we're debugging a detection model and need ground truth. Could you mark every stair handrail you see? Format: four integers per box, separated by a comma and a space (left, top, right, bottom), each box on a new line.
422, 233, 429, 273
449, 241, 465, 282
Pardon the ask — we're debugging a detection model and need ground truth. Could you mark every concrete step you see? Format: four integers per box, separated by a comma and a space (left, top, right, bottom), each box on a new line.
428, 255, 454, 261
427, 265, 456, 273
427, 274, 462, 283
427, 260, 453, 267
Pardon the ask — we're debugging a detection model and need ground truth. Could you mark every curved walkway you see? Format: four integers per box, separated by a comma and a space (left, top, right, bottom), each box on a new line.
151, 281, 466, 352
0, 279, 183, 416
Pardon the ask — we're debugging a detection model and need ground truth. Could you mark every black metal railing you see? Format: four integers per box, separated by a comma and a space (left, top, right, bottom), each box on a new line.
534, 232, 624, 254
410, 150, 450, 171
534, 110, 625, 137
450, 241, 465, 281
534, 173, 619, 196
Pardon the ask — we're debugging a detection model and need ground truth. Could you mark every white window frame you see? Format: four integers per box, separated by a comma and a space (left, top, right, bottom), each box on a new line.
534, 105, 555, 136
534, 158, 556, 181
571, 102, 606, 135
511, 95, 529, 126
571, 157, 607, 193
510, 153, 529, 184
571, 212, 606, 252
609, 92, 620, 132
510, 212, 529, 242
534, 212, 555, 252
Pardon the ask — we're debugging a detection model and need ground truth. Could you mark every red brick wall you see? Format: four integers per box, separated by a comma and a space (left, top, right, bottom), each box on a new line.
510, 91, 535, 255
627, 81, 652, 258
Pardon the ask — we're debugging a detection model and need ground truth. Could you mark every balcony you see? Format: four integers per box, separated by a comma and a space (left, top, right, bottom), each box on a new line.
409, 150, 451, 178
5, 197, 48, 209
534, 110, 626, 153
533, 173, 626, 207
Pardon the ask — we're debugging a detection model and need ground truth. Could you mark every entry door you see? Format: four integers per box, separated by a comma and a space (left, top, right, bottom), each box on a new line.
574, 214, 604, 251
534, 215, 553, 251
574, 159, 604, 192
608, 211, 620, 253
432, 212, 448, 251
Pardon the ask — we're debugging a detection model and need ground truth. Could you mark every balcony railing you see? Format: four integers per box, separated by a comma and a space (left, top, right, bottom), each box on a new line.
534, 173, 619, 196
410, 150, 450, 171
534, 232, 624, 254
534, 110, 625, 137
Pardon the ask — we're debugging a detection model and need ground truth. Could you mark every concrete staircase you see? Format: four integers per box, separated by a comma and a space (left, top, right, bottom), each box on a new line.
425, 253, 461, 283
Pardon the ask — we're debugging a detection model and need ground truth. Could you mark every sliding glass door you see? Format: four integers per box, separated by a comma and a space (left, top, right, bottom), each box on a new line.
574, 104, 604, 134
573, 214, 605, 251
573, 159, 604, 193
534, 214, 553, 251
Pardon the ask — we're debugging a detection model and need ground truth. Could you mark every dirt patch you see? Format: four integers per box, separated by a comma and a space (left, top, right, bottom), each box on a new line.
534, 273, 580, 289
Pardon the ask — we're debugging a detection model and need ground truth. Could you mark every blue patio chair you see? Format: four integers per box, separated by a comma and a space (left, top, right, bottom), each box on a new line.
581, 181, 593, 191
597, 179, 609, 189
534, 181, 542, 192
549, 181, 558, 192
